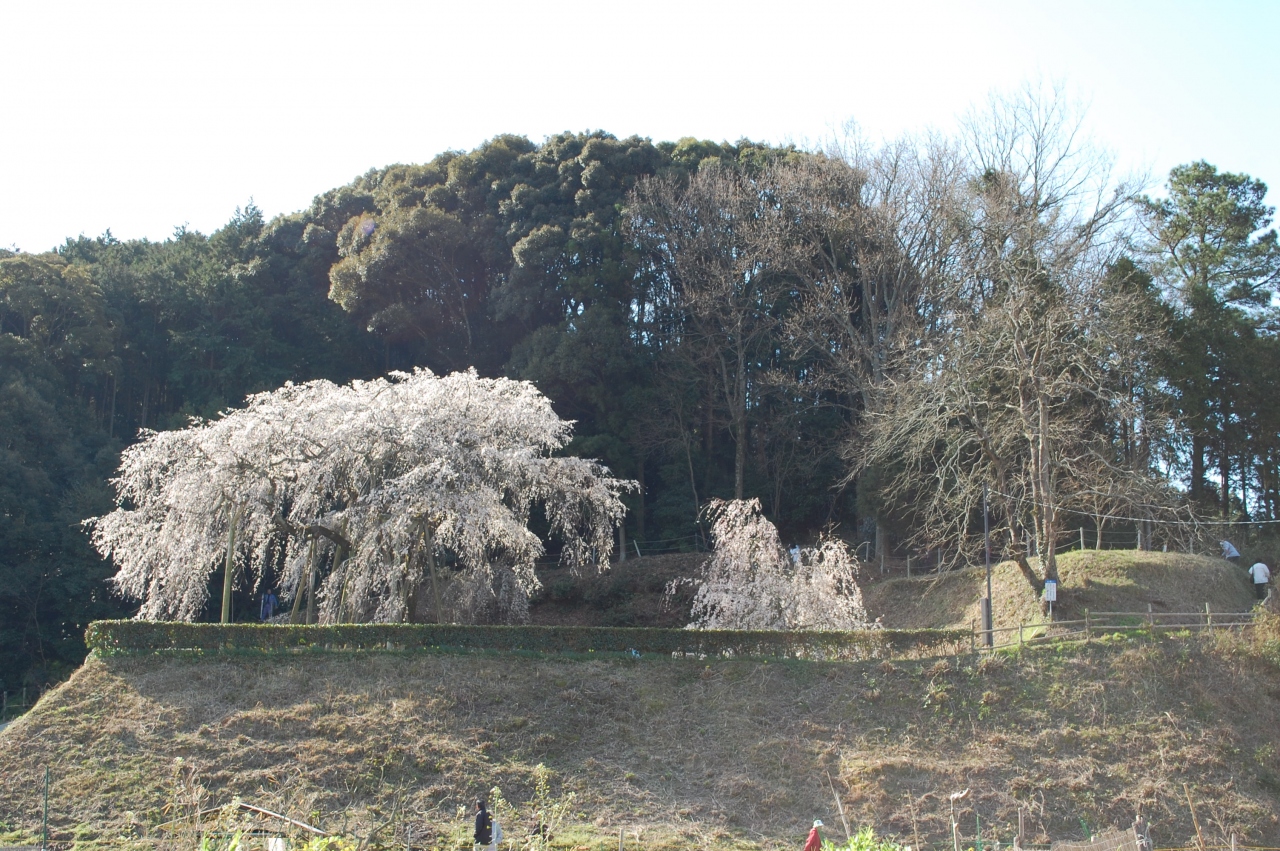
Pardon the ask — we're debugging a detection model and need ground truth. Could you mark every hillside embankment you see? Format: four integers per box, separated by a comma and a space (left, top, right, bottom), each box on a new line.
1, 553, 1277, 850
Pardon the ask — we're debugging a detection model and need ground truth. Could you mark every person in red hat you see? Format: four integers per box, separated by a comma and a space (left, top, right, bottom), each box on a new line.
803, 819, 824, 851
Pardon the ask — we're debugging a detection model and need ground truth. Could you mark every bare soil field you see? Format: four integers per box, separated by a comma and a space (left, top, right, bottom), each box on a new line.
1, 552, 1277, 851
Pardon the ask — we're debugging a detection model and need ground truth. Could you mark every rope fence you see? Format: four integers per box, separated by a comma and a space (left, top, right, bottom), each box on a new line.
969, 604, 1262, 653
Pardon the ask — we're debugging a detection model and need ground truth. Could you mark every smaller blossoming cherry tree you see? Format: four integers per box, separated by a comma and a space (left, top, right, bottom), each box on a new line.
685, 498, 874, 631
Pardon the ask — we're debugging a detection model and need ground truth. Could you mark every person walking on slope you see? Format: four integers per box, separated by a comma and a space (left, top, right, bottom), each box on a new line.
1248, 561, 1271, 601
803, 819, 824, 851
1221, 540, 1241, 565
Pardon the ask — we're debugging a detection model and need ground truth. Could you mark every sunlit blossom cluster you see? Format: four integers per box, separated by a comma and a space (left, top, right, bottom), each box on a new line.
89, 369, 631, 623
685, 498, 874, 631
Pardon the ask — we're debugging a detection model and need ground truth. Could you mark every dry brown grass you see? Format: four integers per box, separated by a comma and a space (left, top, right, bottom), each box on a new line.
2, 551, 1277, 851
863, 551, 1258, 631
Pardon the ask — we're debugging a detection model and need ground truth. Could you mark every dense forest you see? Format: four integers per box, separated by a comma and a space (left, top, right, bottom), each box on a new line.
3, 99, 1279, 692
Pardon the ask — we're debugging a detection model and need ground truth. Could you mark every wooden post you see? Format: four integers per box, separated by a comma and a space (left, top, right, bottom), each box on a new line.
1184, 784, 1206, 851
826, 770, 852, 841
1080, 527, 1085, 550
1018, 623, 1023, 649
907, 555, 912, 578
1147, 603, 1154, 629
1085, 609, 1090, 642
1205, 603, 1212, 630
42, 765, 49, 851
425, 524, 443, 624
220, 502, 244, 624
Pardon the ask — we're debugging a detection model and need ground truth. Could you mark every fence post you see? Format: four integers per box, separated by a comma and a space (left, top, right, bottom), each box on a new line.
1085, 609, 1090, 642
1147, 603, 1154, 630
1205, 603, 1212, 629
1080, 527, 1085, 551
1018, 622, 1023, 649
42, 765, 49, 851
907, 555, 912, 578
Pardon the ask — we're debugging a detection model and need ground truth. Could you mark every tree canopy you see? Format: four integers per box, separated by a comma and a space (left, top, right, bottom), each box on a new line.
90, 369, 631, 624
2, 116, 1279, 687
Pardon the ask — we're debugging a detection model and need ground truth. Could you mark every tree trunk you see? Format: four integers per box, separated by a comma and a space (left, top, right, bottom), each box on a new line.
425, 524, 443, 625
289, 538, 312, 625
635, 451, 646, 540
1220, 434, 1232, 519
1191, 434, 1206, 502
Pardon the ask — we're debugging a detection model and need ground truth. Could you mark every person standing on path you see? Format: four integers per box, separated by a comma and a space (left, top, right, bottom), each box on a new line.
1248, 561, 1271, 600
803, 820, 824, 851
475, 799, 496, 851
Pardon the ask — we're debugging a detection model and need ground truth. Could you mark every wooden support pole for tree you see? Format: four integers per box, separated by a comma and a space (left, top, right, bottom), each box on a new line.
290, 536, 316, 625
220, 502, 244, 624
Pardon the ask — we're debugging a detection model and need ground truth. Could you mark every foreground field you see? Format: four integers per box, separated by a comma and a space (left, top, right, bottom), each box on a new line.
2, 551, 1276, 850
2, 627, 1279, 849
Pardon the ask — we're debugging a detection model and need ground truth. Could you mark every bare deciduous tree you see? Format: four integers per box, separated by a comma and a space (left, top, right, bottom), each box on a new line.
856, 88, 1172, 594
629, 165, 794, 500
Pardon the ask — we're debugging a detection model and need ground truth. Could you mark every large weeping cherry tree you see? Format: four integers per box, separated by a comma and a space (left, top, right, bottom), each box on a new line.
88, 369, 633, 623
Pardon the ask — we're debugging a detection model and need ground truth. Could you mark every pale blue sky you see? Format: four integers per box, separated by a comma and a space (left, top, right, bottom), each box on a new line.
3, 0, 1277, 252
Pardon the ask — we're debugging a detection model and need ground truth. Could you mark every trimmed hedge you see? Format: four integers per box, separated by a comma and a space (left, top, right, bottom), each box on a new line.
84, 620, 968, 661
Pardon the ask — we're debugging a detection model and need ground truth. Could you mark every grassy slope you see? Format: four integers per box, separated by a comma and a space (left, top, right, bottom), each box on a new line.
862, 551, 1259, 631
1, 553, 1277, 850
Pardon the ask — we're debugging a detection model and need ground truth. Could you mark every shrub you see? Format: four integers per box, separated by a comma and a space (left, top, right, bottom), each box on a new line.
84, 620, 968, 661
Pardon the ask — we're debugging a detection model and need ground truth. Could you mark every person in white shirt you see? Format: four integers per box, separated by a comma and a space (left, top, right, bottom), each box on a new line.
1247, 561, 1271, 600
1220, 540, 1241, 565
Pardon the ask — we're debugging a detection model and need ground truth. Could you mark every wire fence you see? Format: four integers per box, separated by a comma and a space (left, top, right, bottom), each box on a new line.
1, 686, 44, 722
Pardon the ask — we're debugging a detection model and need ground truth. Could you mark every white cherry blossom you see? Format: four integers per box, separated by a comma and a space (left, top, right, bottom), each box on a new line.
89, 369, 632, 623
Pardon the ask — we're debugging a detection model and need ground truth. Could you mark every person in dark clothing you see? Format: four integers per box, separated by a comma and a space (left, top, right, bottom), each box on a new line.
475, 799, 494, 850
260, 590, 278, 620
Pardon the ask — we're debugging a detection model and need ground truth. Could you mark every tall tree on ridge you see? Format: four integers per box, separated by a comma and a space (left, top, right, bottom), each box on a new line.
1140, 161, 1280, 517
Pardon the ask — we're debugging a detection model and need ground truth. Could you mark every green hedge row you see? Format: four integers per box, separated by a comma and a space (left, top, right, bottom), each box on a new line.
84, 621, 969, 661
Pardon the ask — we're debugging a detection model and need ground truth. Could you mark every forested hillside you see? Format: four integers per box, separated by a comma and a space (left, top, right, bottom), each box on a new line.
3, 109, 1279, 693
